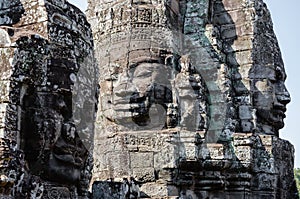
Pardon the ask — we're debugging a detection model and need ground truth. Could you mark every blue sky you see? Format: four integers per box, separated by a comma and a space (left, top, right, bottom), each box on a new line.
69, 0, 87, 11
69, 0, 300, 168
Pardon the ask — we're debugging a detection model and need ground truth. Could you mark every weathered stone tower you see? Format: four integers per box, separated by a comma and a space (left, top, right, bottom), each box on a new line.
0, 0, 97, 198
87, 0, 298, 198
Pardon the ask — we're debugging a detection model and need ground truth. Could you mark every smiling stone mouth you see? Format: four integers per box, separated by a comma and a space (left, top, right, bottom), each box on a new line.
275, 110, 286, 117
111, 86, 171, 127
273, 106, 286, 118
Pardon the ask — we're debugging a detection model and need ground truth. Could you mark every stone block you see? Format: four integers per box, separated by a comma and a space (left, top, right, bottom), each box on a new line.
106, 151, 131, 177
132, 167, 155, 182
130, 152, 153, 169
154, 144, 176, 169
239, 105, 253, 120
200, 143, 224, 160
234, 145, 252, 161
139, 182, 169, 197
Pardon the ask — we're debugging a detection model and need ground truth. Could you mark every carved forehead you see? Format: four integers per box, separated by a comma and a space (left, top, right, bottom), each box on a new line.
249, 64, 286, 80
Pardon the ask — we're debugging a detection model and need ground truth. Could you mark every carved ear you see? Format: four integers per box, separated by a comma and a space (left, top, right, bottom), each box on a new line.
165, 54, 173, 65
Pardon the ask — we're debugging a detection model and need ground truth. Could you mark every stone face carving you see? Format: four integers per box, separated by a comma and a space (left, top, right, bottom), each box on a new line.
251, 64, 290, 135
99, 55, 207, 132
102, 60, 173, 130
0, 0, 97, 198
249, 4, 291, 135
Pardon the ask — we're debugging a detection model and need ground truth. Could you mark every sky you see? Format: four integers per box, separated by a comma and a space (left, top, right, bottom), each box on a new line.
68, 0, 300, 168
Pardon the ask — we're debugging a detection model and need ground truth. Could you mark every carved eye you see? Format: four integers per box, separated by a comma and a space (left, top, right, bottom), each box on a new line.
275, 66, 283, 80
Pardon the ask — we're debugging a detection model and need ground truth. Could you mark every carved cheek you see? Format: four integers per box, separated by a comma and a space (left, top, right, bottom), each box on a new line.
255, 79, 272, 92
100, 81, 113, 93
253, 80, 274, 107
253, 93, 274, 110
132, 76, 152, 94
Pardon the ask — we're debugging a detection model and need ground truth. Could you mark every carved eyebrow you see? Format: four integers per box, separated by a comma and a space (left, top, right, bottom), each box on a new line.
128, 59, 161, 69
134, 65, 152, 73
275, 66, 286, 81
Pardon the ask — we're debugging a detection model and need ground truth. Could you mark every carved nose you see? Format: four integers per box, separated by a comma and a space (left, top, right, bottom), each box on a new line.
277, 91, 291, 105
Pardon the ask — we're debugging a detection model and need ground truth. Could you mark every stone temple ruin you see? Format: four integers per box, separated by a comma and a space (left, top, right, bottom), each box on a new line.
0, 0, 298, 198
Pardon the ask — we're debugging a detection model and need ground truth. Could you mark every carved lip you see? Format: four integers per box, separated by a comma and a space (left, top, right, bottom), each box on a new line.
273, 104, 287, 118
113, 96, 145, 105
113, 96, 132, 105
113, 96, 147, 111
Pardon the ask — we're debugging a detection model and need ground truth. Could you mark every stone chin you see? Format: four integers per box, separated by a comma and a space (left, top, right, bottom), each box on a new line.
46, 153, 82, 184
271, 115, 286, 130
256, 108, 286, 133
